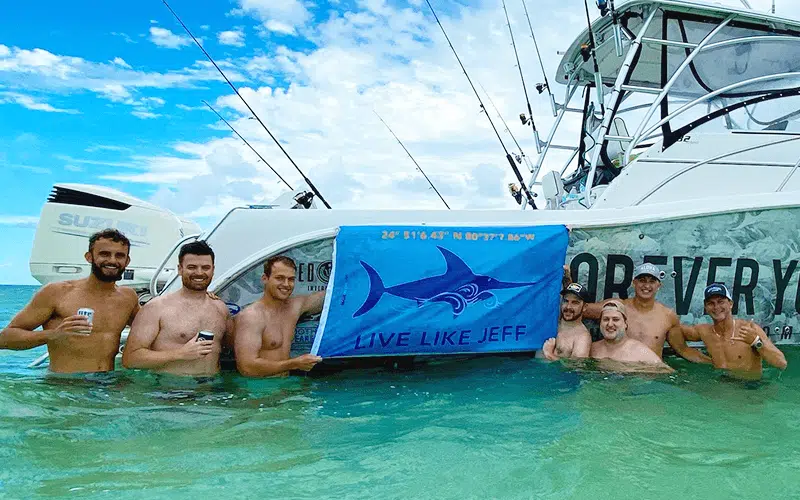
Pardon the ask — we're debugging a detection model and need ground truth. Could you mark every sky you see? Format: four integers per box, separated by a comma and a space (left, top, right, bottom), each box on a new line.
0, 0, 793, 284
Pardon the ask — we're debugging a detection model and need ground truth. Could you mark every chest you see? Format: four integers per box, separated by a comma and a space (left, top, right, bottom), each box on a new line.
54, 293, 133, 331
626, 311, 670, 338
159, 306, 226, 342
703, 333, 753, 364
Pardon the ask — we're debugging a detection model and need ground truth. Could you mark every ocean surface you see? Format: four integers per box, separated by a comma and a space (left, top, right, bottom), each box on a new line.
1, 284, 798, 499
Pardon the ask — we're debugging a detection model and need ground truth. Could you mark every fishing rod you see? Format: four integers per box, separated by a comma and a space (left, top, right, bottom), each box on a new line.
161, 0, 331, 208
478, 82, 534, 175
520, 0, 556, 117
423, 0, 537, 208
501, 0, 542, 154
202, 100, 294, 190
582, 0, 606, 115
373, 111, 450, 210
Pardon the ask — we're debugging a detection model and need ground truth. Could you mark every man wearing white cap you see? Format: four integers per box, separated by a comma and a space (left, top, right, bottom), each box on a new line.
669, 283, 786, 378
583, 262, 682, 359
539, 282, 592, 360
590, 300, 673, 372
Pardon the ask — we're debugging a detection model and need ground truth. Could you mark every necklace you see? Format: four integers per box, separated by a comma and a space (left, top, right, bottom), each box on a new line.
713, 319, 736, 345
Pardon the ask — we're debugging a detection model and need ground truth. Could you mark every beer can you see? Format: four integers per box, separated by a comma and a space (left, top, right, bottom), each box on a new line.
197, 330, 214, 342
77, 308, 94, 325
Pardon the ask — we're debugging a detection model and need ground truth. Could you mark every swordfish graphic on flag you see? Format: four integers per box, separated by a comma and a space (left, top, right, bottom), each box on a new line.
354, 246, 538, 317
312, 225, 569, 358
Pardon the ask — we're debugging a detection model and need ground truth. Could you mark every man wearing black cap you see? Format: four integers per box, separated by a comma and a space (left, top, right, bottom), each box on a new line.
583, 263, 682, 359
539, 282, 592, 360
669, 283, 786, 378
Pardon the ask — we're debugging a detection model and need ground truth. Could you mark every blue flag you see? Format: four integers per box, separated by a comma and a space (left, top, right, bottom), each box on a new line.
311, 225, 569, 358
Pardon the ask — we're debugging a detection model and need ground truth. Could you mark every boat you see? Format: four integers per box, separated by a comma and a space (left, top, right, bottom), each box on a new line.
27, 0, 800, 366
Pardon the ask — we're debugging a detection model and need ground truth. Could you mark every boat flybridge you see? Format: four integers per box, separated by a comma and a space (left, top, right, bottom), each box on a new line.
27, 0, 800, 369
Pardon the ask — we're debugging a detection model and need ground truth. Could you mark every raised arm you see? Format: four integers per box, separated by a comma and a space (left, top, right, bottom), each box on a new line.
0, 284, 90, 350
582, 301, 604, 320
667, 322, 712, 364
122, 301, 212, 369
300, 290, 327, 316
737, 322, 787, 370
233, 309, 320, 377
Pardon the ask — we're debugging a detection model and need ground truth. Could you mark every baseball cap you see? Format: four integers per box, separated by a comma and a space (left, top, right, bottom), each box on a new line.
601, 299, 627, 320
634, 263, 664, 281
561, 282, 590, 302
704, 283, 732, 301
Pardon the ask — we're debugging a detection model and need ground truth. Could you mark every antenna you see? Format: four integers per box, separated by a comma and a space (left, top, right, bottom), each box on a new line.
202, 100, 294, 190
373, 111, 450, 209
161, 0, 332, 209
423, 0, 537, 208
501, 0, 542, 154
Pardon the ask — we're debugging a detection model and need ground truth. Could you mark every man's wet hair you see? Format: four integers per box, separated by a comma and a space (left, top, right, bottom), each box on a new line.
179, 241, 215, 264
264, 255, 296, 277
88, 228, 131, 253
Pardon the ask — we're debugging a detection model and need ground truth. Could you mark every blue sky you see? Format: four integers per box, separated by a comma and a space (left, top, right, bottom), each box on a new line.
0, 0, 788, 284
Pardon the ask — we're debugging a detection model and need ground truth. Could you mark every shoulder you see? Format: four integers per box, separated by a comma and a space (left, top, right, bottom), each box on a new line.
289, 294, 310, 309
138, 294, 168, 312
655, 300, 676, 314
117, 286, 139, 304
209, 297, 230, 316
37, 281, 70, 298
236, 302, 264, 322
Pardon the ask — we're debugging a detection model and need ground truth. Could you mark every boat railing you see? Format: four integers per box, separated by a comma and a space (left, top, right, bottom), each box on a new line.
536, 3, 800, 211
776, 153, 800, 192
632, 135, 800, 205
148, 232, 200, 298
630, 72, 800, 154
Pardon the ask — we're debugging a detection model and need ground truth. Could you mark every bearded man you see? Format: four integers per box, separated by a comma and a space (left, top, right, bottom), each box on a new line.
123, 241, 231, 376
0, 229, 140, 373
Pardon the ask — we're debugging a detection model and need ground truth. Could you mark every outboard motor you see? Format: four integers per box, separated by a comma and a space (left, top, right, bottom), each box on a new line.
29, 184, 201, 293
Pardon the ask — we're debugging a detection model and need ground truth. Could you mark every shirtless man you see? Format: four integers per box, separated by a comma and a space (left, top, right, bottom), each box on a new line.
233, 255, 325, 377
590, 301, 673, 373
583, 263, 680, 359
0, 229, 139, 373
539, 282, 592, 360
122, 241, 230, 376
668, 283, 786, 379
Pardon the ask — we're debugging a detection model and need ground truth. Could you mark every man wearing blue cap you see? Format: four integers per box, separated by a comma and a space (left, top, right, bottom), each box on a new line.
669, 283, 786, 378
583, 262, 682, 359
539, 282, 592, 360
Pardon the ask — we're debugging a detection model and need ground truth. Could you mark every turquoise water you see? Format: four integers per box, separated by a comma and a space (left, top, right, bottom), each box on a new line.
1, 284, 798, 499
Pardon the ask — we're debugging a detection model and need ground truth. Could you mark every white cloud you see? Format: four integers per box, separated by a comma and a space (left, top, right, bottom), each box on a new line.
84, 144, 133, 153
232, 0, 311, 33
0, 44, 246, 116
64, 164, 83, 172
111, 57, 131, 68
200, 25, 210, 31
149, 27, 191, 49
176, 103, 205, 111
150, 19, 158, 24
218, 28, 246, 47
0, 215, 38, 228
0, 91, 79, 113
110, 32, 137, 44
264, 20, 296, 35
131, 110, 162, 119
